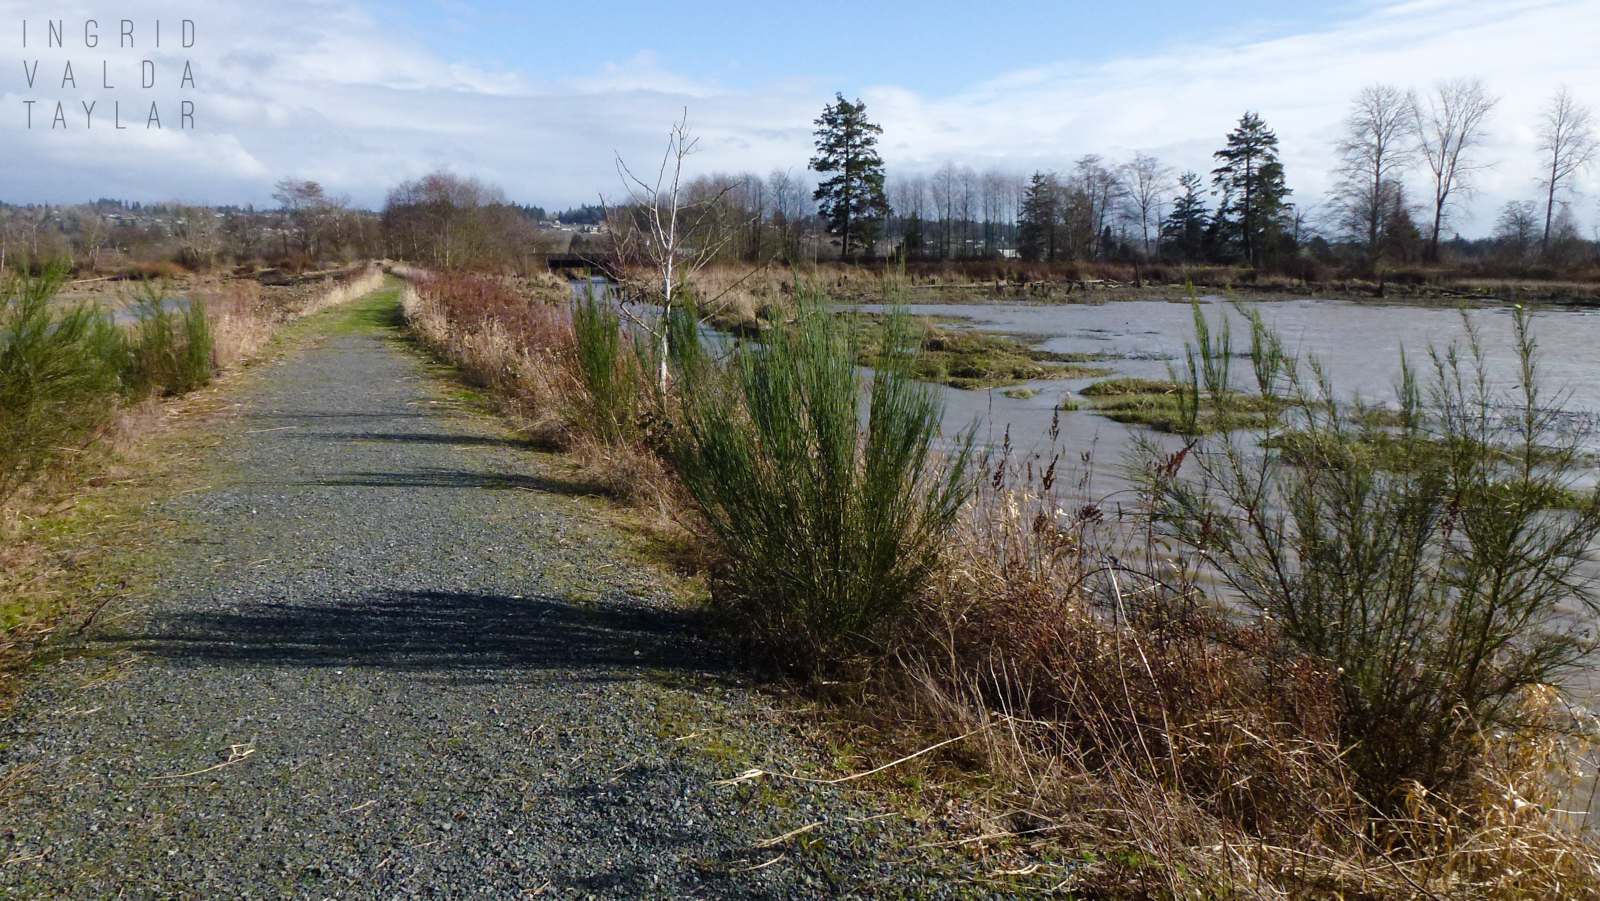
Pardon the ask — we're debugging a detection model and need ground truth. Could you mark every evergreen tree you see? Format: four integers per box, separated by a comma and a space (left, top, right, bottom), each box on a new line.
1211, 112, 1294, 265
1161, 171, 1210, 262
809, 94, 891, 261
1016, 172, 1061, 262
900, 212, 924, 261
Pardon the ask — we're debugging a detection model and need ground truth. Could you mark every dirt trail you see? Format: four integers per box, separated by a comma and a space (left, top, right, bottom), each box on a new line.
0, 285, 986, 899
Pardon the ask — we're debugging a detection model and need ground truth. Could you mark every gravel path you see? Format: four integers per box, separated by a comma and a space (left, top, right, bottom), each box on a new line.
0, 290, 996, 899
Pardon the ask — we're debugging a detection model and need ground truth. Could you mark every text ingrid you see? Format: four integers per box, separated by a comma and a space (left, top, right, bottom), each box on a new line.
19, 19, 198, 130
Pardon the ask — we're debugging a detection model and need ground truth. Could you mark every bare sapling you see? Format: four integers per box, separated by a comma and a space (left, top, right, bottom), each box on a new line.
609, 111, 744, 394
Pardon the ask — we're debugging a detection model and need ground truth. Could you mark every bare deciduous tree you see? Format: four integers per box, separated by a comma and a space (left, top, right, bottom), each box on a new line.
384, 172, 537, 270
1494, 199, 1540, 261
1411, 77, 1497, 261
1536, 85, 1599, 250
956, 166, 978, 257
930, 163, 959, 259
67, 208, 110, 270
1330, 84, 1416, 270
1120, 153, 1174, 260
222, 207, 264, 261
274, 179, 353, 259
611, 111, 738, 391
1069, 155, 1121, 259
171, 205, 222, 269
766, 168, 809, 261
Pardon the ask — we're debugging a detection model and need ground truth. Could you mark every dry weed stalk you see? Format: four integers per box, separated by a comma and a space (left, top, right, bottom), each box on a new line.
886, 451, 1600, 899
400, 272, 578, 444
393, 263, 1600, 897
201, 262, 383, 370
398, 268, 684, 512
293, 264, 384, 318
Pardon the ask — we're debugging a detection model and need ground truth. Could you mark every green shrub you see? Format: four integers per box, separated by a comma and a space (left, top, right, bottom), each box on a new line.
673, 293, 975, 666
571, 281, 637, 443
1138, 304, 1600, 802
124, 280, 213, 397
0, 264, 124, 506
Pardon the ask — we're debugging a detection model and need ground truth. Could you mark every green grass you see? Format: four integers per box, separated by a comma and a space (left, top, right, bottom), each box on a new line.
851, 315, 1113, 390
320, 281, 405, 336
1080, 377, 1283, 433
1079, 377, 1186, 397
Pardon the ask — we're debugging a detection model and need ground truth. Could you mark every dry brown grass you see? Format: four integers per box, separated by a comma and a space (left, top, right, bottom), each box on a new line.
400, 262, 1600, 897
198, 263, 385, 371
401, 270, 579, 445
841, 450, 1600, 899
672, 262, 1267, 318
206, 280, 272, 369
289, 264, 385, 319
397, 267, 691, 514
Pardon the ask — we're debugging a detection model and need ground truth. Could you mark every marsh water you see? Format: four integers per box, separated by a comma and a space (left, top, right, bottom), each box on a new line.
109, 295, 193, 326
578, 279, 1600, 809
893, 295, 1600, 818
853, 297, 1600, 494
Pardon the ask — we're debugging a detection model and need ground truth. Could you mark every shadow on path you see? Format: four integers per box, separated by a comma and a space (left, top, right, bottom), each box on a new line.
311, 432, 535, 450
111, 590, 722, 676
304, 467, 602, 496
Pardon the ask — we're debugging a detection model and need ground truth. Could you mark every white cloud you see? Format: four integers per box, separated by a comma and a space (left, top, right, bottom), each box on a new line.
867, 0, 1600, 235
2, 0, 1596, 235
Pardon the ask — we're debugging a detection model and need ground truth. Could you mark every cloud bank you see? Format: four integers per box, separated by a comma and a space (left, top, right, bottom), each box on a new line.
2, 0, 1596, 235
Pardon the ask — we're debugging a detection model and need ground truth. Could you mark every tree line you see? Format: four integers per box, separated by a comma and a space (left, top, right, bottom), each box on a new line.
5, 78, 1595, 278
0, 173, 556, 275
646, 81, 1599, 276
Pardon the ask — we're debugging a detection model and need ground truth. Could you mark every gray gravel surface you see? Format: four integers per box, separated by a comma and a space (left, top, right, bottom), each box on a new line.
0, 296, 1004, 899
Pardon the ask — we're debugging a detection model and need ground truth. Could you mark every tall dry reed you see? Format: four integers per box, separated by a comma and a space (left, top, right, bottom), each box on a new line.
881, 442, 1600, 898
401, 269, 579, 444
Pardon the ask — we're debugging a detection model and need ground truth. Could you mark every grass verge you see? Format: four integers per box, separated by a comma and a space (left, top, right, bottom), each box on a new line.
0, 270, 387, 712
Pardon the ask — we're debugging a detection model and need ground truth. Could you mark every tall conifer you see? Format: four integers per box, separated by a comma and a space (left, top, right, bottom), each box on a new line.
810, 94, 891, 261
1212, 112, 1294, 265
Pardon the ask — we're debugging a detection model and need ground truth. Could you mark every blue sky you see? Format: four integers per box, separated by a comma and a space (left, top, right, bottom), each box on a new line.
3, 0, 1597, 236
386, 0, 1366, 98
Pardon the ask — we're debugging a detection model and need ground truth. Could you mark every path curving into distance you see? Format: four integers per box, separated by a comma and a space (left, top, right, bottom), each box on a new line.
0, 283, 996, 900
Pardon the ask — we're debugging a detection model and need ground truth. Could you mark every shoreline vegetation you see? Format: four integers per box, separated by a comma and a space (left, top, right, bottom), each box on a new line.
7, 249, 1600, 897
691, 259, 1600, 309
392, 261, 1600, 899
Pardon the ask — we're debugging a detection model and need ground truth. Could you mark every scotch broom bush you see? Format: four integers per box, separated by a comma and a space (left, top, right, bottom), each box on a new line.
1141, 303, 1600, 801
571, 279, 636, 445
674, 292, 974, 666
124, 279, 213, 398
0, 264, 124, 507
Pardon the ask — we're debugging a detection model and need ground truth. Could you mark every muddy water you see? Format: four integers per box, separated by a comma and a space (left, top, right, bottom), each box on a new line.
856, 297, 1600, 485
